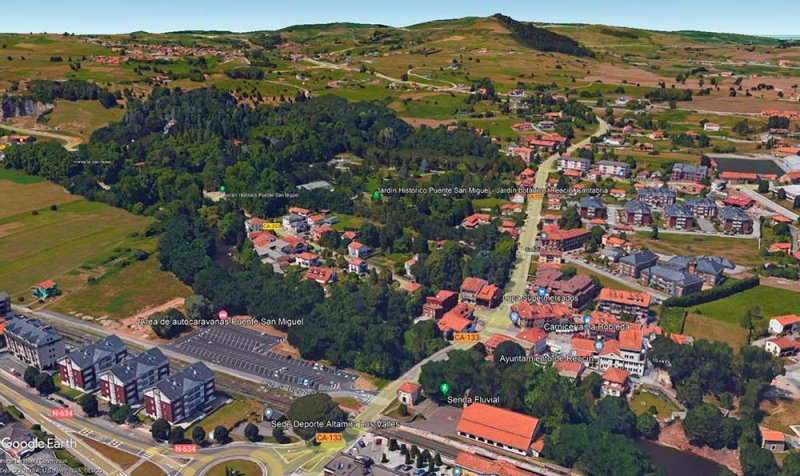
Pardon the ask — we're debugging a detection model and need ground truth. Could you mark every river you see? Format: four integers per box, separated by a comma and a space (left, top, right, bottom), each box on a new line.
637, 440, 724, 476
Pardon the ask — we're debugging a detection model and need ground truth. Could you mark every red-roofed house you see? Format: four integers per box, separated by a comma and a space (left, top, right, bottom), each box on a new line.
720, 172, 758, 184
723, 196, 755, 208
765, 337, 800, 357
597, 327, 646, 376
554, 360, 585, 381
515, 328, 548, 355
404, 254, 419, 277
769, 314, 800, 335
540, 225, 590, 253
512, 301, 572, 329
597, 288, 651, 319
311, 224, 334, 240
485, 334, 515, 357
501, 203, 524, 215
475, 284, 502, 308
438, 310, 475, 338
601, 368, 630, 397
347, 241, 369, 258
422, 290, 458, 319
304, 267, 337, 285
461, 277, 489, 303
397, 382, 422, 407
462, 213, 492, 229
772, 214, 793, 225
769, 243, 793, 255
281, 235, 307, 253
457, 403, 543, 457
761, 428, 786, 453
403, 282, 422, 294
295, 252, 320, 268
348, 257, 368, 275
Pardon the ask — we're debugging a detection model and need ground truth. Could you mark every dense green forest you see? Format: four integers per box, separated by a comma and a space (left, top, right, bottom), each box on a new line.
493, 13, 595, 58
27, 79, 119, 108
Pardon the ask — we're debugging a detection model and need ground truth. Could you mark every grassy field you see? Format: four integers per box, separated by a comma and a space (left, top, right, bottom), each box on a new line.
0, 196, 151, 298
331, 213, 374, 231
206, 459, 263, 476
49, 256, 190, 319
186, 398, 264, 439
43, 100, 125, 141
0, 177, 81, 219
631, 232, 762, 268
76, 435, 140, 470
629, 389, 680, 419
130, 461, 166, 476
688, 286, 800, 324
0, 168, 44, 184
683, 313, 749, 350
658, 307, 686, 334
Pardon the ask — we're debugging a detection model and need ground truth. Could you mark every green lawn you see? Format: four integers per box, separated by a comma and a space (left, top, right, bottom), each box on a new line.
0, 168, 44, 184
631, 232, 762, 268
683, 313, 749, 350
206, 459, 263, 476
331, 213, 373, 232
629, 389, 681, 419
186, 398, 264, 439
472, 197, 507, 210
53, 373, 85, 401
658, 307, 686, 334
688, 286, 800, 325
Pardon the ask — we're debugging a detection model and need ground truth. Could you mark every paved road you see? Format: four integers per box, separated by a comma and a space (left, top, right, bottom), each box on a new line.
0, 124, 83, 151
474, 118, 611, 337
563, 256, 670, 302
738, 187, 799, 221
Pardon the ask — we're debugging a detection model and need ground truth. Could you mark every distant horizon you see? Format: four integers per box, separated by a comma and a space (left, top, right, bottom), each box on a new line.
3, 1, 799, 37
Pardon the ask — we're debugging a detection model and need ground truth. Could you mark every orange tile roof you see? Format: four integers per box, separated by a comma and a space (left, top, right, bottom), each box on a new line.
485, 333, 514, 350
516, 327, 547, 345
760, 428, 785, 443
475, 284, 501, 301
304, 266, 335, 283
572, 336, 597, 357
349, 241, 366, 249
34, 280, 57, 289
457, 403, 540, 452
398, 382, 421, 394
296, 252, 319, 261
669, 334, 688, 345
437, 313, 473, 333
598, 288, 652, 308
773, 214, 793, 223
720, 171, 758, 181
563, 169, 582, 177
603, 367, 630, 384
454, 452, 539, 476
772, 314, 800, 326
769, 243, 792, 253
403, 282, 422, 293
619, 328, 643, 351
554, 359, 584, 375
767, 336, 800, 350
282, 235, 306, 248
461, 277, 487, 293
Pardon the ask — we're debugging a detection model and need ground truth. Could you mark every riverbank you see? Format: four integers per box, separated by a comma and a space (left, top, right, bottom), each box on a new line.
655, 423, 741, 474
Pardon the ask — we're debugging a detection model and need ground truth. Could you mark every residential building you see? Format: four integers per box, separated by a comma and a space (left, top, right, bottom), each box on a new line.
597, 288, 652, 319
768, 315, 800, 335
663, 203, 694, 229
475, 284, 502, 308
636, 188, 677, 207
623, 200, 652, 226
0, 291, 10, 316
704, 122, 721, 132
143, 362, 215, 424
578, 196, 607, 219
557, 156, 591, 173
456, 402, 544, 457
640, 266, 704, 296
539, 225, 591, 253
511, 301, 572, 329
282, 213, 309, 233
438, 304, 476, 338
533, 267, 597, 309
515, 328, 548, 355
454, 452, 542, 476
685, 197, 718, 218
422, 290, 459, 319
295, 252, 321, 268
719, 206, 753, 234
347, 241, 369, 258
304, 266, 337, 285
462, 213, 492, 229
601, 367, 630, 397
761, 429, 786, 453
57, 335, 128, 392
665, 256, 727, 286
554, 360, 585, 382
404, 254, 419, 277
600, 246, 625, 263
597, 328, 646, 376
99, 348, 169, 405
461, 277, 489, 304
723, 196, 755, 209
764, 337, 800, 357
595, 160, 631, 178
510, 147, 534, 164
0, 423, 36, 459
347, 258, 368, 275
4, 316, 65, 370
31, 280, 59, 301
619, 250, 658, 279
397, 382, 422, 407
671, 163, 708, 182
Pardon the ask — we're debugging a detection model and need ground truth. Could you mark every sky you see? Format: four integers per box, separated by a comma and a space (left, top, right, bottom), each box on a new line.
5, 0, 799, 36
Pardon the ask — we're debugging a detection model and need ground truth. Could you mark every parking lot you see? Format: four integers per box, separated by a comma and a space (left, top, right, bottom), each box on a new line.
169, 325, 361, 394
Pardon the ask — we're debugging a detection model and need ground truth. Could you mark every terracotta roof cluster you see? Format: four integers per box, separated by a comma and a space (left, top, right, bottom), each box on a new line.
597, 288, 652, 308
457, 403, 541, 452
454, 452, 540, 476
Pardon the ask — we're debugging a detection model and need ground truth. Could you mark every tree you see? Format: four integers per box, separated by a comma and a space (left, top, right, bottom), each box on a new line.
398, 403, 409, 417
213, 425, 230, 444
23, 366, 39, 388
272, 426, 288, 444
191, 426, 206, 444
557, 206, 582, 230
779, 452, 800, 476
739, 443, 778, 476
493, 341, 526, 368
244, 423, 260, 442
34, 373, 56, 395
683, 404, 725, 448
595, 397, 637, 437
109, 404, 134, 424
151, 418, 171, 441
757, 181, 769, 193
184, 294, 212, 322
287, 393, 347, 440
650, 224, 659, 240
168, 426, 185, 444
777, 188, 787, 200
78, 394, 99, 417
677, 374, 703, 409
636, 412, 660, 440
150, 308, 188, 339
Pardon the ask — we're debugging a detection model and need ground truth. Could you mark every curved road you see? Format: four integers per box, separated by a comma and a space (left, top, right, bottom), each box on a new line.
0, 124, 83, 151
